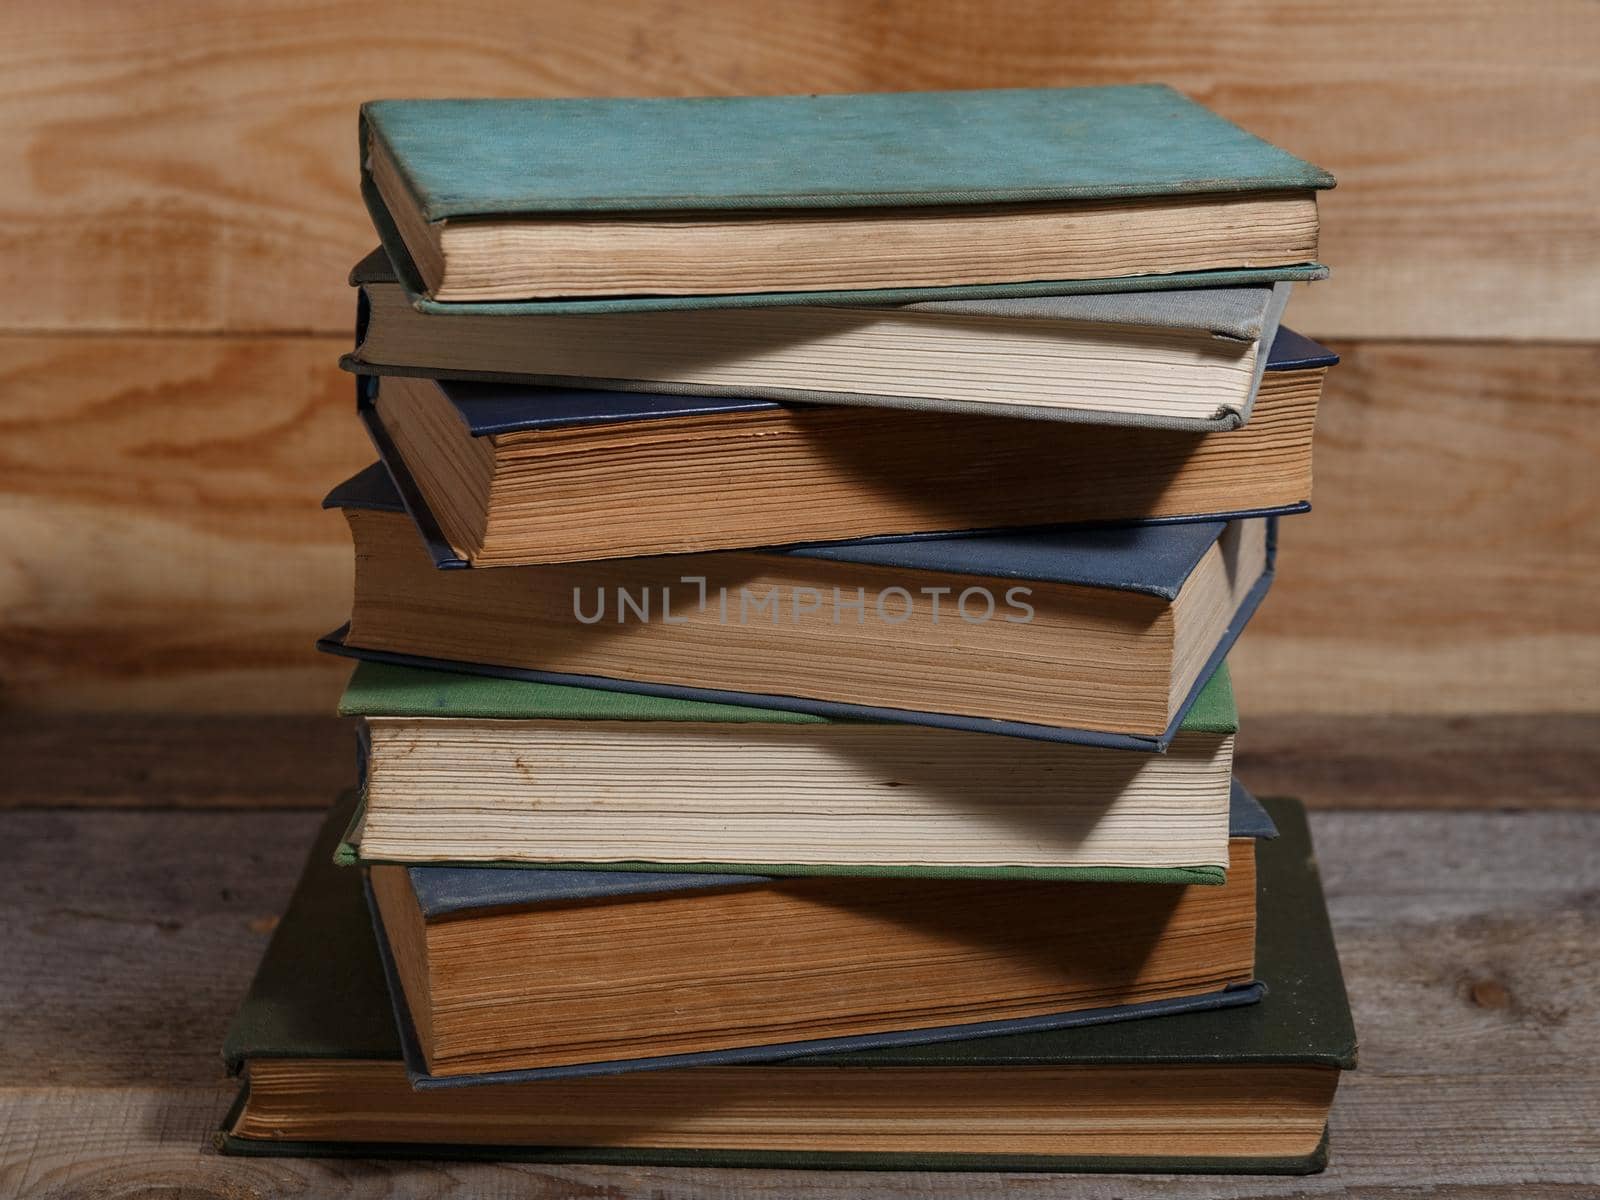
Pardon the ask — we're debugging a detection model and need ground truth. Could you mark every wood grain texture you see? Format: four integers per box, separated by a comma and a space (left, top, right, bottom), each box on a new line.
1228, 340, 1600, 714
1, 808, 1596, 1195
0, 333, 363, 712
2, 0, 1595, 339
4, 336, 1596, 714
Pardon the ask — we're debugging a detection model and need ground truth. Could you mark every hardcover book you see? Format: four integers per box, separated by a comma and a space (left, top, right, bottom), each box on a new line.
347, 251, 1301, 428
367, 824, 1266, 1082
320, 464, 1277, 749
370, 786, 1271, 1083
220, 791, 1355, 1172
346, 283, 1335, 563
340, 659, 1242, 881
361, 85, 1332, 308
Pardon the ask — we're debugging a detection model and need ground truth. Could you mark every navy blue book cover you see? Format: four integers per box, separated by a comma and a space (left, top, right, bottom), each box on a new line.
321, 464, 1276, 751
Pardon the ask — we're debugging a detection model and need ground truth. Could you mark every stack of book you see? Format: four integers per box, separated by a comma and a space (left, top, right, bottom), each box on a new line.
221, 85, 1356, 1174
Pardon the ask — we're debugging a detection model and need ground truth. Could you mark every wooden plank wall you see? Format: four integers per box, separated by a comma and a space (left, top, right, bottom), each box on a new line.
2, 0, 1597, 716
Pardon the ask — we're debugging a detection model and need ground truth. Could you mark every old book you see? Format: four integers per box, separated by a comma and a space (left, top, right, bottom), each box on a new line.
368, 811, 1267, 1080
220, 792, 1354, 1172
362, 86, 1332, 304
341, 659, 1240, 880
348, 249, 1303, 428
322, 465, 1276, 747
351, 314, 1330, 564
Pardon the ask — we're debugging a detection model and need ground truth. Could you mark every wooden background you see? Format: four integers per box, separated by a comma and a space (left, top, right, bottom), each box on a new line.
4, 7, 1600, 1196
2, 0, 1598, 719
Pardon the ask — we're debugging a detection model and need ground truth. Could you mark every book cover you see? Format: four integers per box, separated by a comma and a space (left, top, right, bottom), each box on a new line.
366, 87, 1334, 218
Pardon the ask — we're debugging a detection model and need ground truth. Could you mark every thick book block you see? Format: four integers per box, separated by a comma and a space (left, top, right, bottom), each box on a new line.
355, 367, 1325, 566
321, 464, 1277, 749
364, 780, 1274, 1083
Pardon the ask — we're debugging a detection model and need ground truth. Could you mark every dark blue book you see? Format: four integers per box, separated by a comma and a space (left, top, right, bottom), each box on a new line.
320, 465, 1277, 751
367, 781, 1275, 1087
343, 283, 1333, 564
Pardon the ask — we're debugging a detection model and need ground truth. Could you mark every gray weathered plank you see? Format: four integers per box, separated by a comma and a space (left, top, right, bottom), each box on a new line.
0, 809, 1597, 1197
1, 1077, 1597, 1199
1236, 713, 1600, 811
0, 715, 356, 809
0, 809, 321, 1086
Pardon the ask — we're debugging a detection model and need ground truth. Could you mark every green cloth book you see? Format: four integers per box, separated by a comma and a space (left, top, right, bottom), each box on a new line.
360, 84, 1333, 310
337, 659, 1243, 882
218, 790, 1354, 1172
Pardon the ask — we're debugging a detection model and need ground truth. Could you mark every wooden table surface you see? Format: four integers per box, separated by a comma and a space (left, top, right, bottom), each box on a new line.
3, 716, 1598, 1199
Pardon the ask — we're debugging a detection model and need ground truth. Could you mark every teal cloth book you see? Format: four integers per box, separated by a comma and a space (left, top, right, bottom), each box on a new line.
360, 84, 1333, 310
338, 659, 1243, 882
219, 791, 1354, 1173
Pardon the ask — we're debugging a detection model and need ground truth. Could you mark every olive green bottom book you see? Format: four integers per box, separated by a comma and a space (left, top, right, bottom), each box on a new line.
218, 794, 1355, 1173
